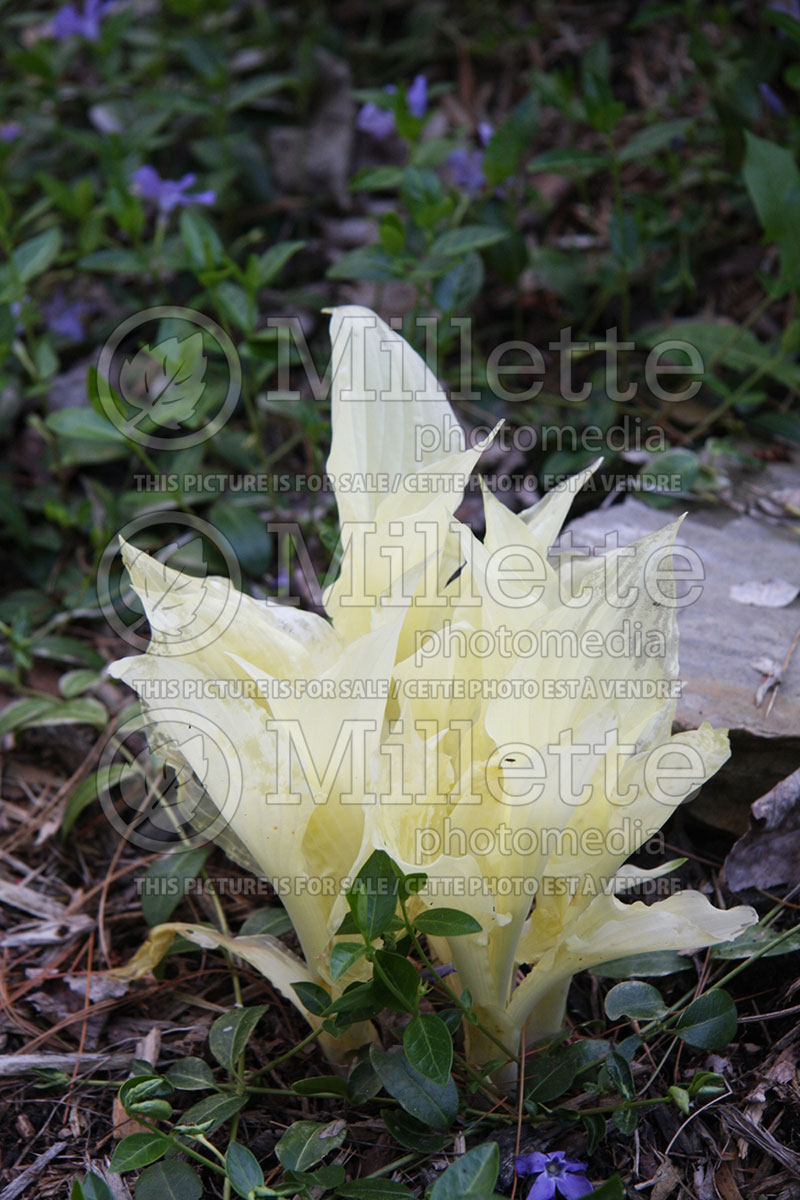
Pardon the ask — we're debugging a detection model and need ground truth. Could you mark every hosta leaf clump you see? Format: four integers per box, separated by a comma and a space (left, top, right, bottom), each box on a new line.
112, 307, 756, 1069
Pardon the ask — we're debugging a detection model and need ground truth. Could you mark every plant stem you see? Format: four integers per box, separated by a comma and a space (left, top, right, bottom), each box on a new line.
398, 895, 519, 1068
246, 1025, 323, 1079
640, 922, 800, 1039
129, 1113, 226, 1176
361, 1153, 418, 1179
606, 133, 630, 343
223, 1113, 239, 1200
576, 1094, 669, 1117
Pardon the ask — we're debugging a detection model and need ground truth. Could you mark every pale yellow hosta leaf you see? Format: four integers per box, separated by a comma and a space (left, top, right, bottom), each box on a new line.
490, 718, 730, 996
479, 461, 601, 609
327, 305, 463, 528
324, 452, 495, 644
117, 537, 341, 676
517, 460, 603, 554
107, 651, 342, 974
324, 305, 500, 642
507, 888, 757, 1038
113, 922, 312, 994
111, 922, 377, 1061
391, 619, 490, 732
563, 889, 757, 968
533, 722, 731, 914
469, 518, 688, 912
484, 518, 683, 751
111, 539, 413, 977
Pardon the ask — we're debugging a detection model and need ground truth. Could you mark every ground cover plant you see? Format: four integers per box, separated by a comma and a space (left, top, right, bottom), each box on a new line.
1, 1, 800, 1198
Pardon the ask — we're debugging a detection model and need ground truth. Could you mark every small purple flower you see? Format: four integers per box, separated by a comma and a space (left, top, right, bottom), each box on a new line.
10, 299, 25, 334
52, 0, 113, 41
477, 121, 494, 147
447, 123, 493, 195
0, 122, 22, 143
42, 291, 91, 341
759, 82, 787, 117
770, 0, 800, 16
356, 91, 397, 140
356, 75, 428, 139
407, 74, 428, 119
516, 1151, 593, 1200
421, 962, 456, 983
447, 147, 486, 194
131, 166, 216, 215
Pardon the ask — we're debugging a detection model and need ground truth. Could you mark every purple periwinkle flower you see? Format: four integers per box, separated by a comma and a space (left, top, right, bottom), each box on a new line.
447, 123, 493, 195
42, 291, 91, 341
447, 147, 486, 194
421, 962, 456, 983
407, 74, 428, 119
10, 299, 25, 334
769, 0, 800, 16
477, 121, 494, 147
356, 91, 397, 140
52, 0, 113, 41
356, 74, 428, 139
131, 166, 216, 215
759, 82, 787, 117
0, 122, 22, 143
515, 1151, 593, 1200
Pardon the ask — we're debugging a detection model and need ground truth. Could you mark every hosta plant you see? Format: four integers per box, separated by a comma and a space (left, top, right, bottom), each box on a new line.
111, 306, 756, 1071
